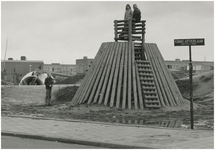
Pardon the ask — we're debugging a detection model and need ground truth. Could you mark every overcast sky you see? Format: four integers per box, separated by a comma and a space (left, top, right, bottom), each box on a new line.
1, 1, 214, 64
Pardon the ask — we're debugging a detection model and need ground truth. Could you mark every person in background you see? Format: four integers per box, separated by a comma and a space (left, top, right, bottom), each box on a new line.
120, 4, 133, 39
132, 4, 141, 23
132, 4, 141, 33
44, 73, 55, 106
124, 4, 133, 20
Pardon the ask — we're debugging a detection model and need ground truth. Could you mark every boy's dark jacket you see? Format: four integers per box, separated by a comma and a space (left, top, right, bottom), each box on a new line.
133, 9, 141, 23
45, 77, 54, 89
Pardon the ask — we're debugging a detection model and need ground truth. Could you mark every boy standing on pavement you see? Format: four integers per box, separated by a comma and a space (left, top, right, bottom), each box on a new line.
44, 73, 55, 106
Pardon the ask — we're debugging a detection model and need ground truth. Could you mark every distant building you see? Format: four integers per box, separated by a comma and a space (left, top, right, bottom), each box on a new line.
43, 63, 76, 76
76, 56, 94, 74
1, 56, 43, 84
165, 59, 214, 74
75, 57, 214, 75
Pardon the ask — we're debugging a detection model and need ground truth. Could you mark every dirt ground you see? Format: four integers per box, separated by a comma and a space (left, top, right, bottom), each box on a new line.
1, 71, 214, 130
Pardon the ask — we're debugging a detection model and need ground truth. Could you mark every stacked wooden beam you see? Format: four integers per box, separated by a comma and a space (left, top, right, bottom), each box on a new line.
144, 43, 185, 106
70, 42, 185, 109
136, 60, 161, 108
71, 42, 144, 109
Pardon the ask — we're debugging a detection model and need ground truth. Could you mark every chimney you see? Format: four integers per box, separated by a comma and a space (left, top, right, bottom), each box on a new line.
21, 56, 26, 60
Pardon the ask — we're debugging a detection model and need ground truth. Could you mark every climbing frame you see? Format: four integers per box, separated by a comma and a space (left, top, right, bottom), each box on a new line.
70, 18, 185, 109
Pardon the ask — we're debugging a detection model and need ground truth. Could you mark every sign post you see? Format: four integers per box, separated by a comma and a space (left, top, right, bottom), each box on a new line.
174, 38, 205, 129
189, 45, 194, 129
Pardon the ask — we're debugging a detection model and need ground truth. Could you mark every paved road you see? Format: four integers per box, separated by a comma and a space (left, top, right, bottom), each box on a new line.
1, 135, 105, 149
2, 116, 214, 149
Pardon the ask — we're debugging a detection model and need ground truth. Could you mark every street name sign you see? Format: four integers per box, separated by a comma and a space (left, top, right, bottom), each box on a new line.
174, 37, 205, 129
174, 38, 205, 46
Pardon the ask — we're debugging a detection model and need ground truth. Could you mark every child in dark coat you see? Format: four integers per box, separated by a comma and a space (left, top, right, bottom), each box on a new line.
44, 73, 55, 106
132, 4, 141, 23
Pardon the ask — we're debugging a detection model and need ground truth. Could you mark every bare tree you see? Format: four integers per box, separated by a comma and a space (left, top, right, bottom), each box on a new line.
3, 38, 8, 71
2, 38, 12, 71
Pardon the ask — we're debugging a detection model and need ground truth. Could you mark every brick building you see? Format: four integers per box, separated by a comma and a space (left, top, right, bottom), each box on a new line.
76, 56, 94, 74
165, 59, 214, 74
1, 56, 43, 84
43, 63, 76, 76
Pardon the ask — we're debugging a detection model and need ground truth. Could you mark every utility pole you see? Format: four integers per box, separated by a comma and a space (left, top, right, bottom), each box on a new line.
189, 45, 194, 129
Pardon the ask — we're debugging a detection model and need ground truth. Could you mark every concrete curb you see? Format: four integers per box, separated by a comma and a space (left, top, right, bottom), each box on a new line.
2, 131, 154, 149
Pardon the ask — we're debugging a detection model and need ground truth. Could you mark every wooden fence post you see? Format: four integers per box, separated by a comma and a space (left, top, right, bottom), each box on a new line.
128, 19, 132, 43
141, 21, 146, 60
142, 21, 146, 43
114, 20, 118, 42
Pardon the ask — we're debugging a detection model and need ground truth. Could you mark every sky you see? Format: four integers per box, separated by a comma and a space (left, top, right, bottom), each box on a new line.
1, 1, 214, 64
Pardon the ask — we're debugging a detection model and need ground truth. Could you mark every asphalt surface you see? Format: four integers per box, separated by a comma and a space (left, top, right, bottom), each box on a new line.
2, 116, 214, 149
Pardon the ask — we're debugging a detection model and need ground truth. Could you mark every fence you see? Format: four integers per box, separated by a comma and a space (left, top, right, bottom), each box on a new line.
114, 19, 146, 43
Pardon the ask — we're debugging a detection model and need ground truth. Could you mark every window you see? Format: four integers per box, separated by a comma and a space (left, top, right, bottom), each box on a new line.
195, 65, 202, 70
167, 65, 172, 69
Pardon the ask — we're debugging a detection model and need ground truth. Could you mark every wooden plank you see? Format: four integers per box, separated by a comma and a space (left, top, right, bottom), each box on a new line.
149, 43, 176, 106
83, 47, 108, 104
116, 43, 126, 108
128, 19, 132, 43
71, 43, 105, 105
93, 43, 115, 104
110, 43, 123, 107
87, 43, 112, 104
154, 44, 184, 104
117, 27, 129, 30
98, 42, 117, 104
127, 42, 132, 109
145, 44, 170, 107
151, 44, 178, 105
144, 43, 165, 107
114, 20, 118, 42
104, 43, 120, 105
153, 44, 184, 105
135, 62, 144, 109
79, 43, 109, 104
132, 31, 144, 34
131, 42, 138, 110
146, 43, 170, 107
149, 43, 174, 106
122, 43, 128, 109
152, 44, 177, 106
115, 38, 129, 41
116, 20, 127, 22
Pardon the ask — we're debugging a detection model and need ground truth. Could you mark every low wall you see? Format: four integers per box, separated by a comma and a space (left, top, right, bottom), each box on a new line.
1, 84, 80, 105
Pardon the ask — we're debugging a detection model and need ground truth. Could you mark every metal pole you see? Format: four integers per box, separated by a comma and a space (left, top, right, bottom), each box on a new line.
189, 45, 194, 129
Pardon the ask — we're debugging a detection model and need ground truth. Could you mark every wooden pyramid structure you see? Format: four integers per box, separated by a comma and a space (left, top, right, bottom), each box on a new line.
70, 19, 185, 109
